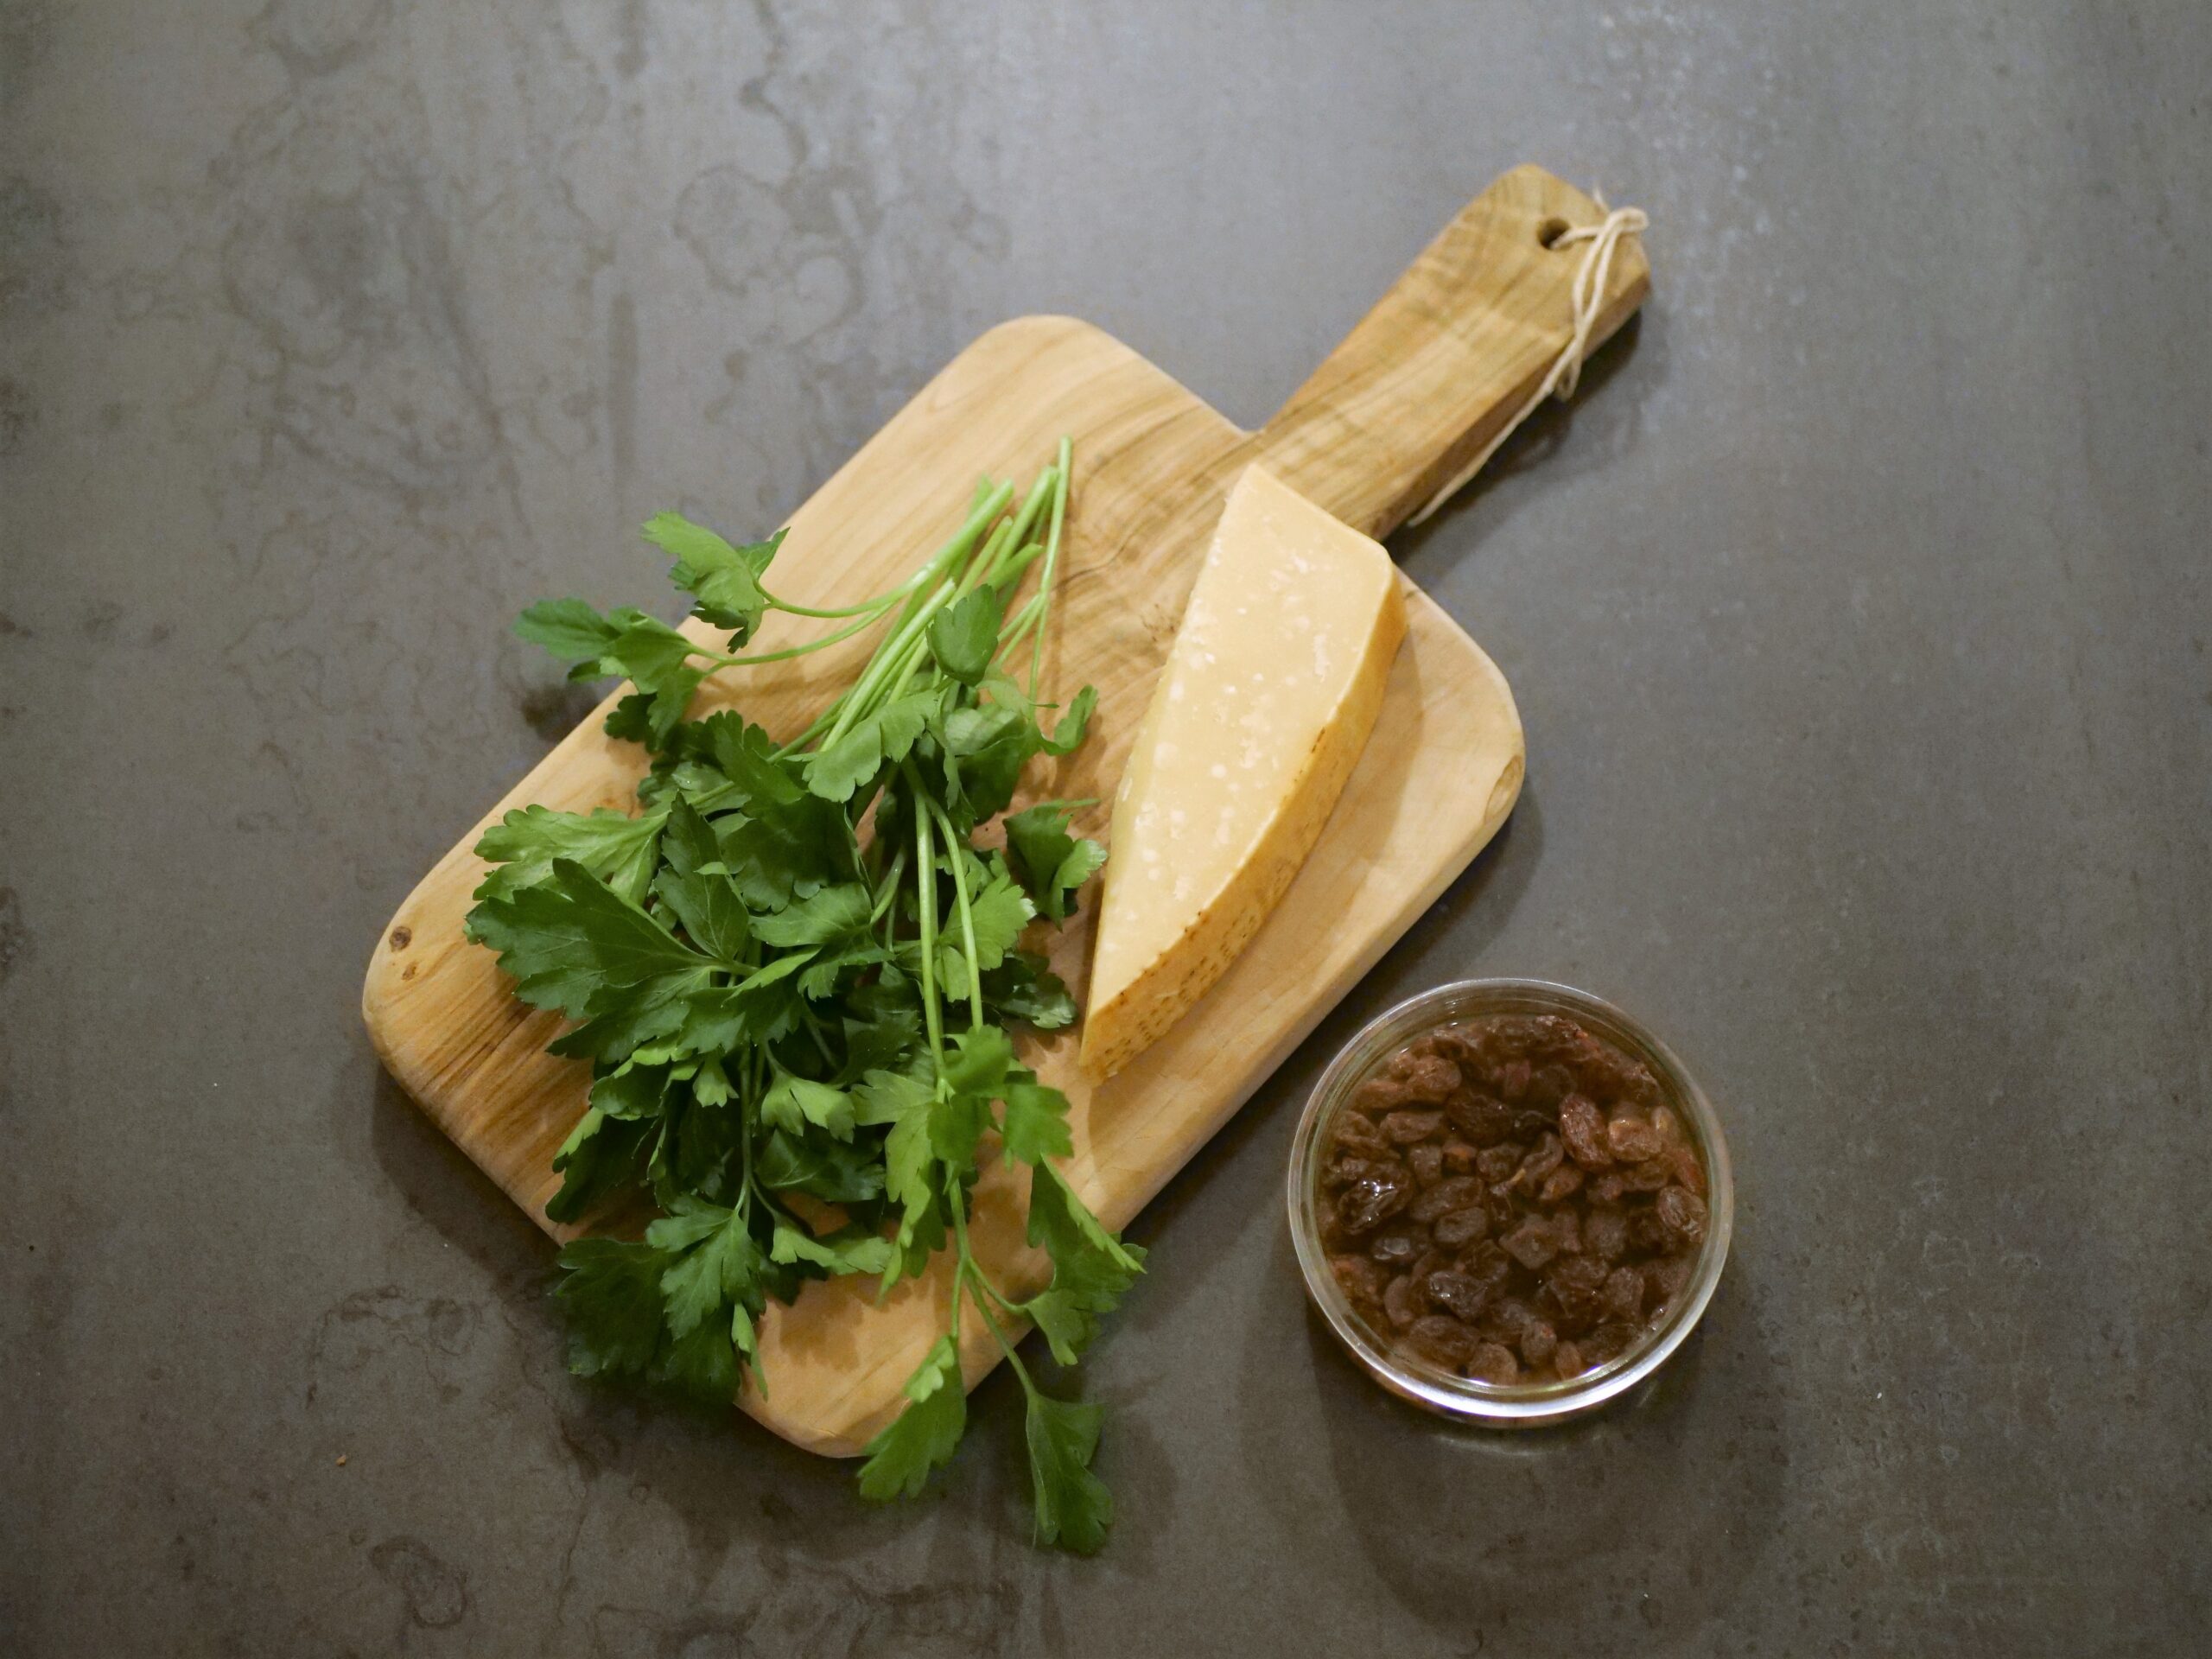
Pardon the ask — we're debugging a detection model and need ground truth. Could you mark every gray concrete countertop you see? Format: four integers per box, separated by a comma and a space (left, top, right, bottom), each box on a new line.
3, 3, 2208, 1653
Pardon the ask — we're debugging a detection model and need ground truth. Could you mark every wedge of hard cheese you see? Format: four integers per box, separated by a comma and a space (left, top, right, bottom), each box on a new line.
1078, 465, 1408, 1079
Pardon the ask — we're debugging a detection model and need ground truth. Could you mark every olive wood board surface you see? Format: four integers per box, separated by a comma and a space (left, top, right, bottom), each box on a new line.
363, 164, 1649, 1455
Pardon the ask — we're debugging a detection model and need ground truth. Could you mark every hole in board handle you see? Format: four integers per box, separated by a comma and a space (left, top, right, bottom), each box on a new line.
1535, 216, 1571, 250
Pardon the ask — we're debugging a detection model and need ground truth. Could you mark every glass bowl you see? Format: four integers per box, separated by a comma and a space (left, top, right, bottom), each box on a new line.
1287, 978, 1732, 1426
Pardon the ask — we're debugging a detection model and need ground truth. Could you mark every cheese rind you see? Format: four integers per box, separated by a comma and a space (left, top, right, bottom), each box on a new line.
1078, 465, 1408, 1079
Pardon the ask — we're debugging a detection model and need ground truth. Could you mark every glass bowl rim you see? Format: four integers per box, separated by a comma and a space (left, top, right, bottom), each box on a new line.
1286, 976, 1733, 1425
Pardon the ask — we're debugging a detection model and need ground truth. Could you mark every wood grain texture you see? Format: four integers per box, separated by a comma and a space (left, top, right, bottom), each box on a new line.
362, 167, 1644, 1455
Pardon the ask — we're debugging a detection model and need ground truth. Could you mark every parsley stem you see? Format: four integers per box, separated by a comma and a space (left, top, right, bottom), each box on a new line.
758, 575, 918, 620
696, 604, 886, 669
932, 799, 988, 1032
906, 766, 945, 1067
1028, 436, 1073, 699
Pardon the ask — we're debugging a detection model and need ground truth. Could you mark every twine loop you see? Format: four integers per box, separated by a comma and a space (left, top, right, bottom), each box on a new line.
1409, 201, 1649, 525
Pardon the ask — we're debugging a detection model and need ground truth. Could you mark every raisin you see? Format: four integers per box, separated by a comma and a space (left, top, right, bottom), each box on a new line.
1407, 1143, 1445, 1188
1648, 1104, 1686, 1146
1410, 1176, 1484, 1224
1406, 1248, 1450, 1288
1559, 1095, 1612, 1169
1408, 1316, 1478, 1366
1546, 1255, 1608, 1317
1552, 1340, 1586, 1377
1519, 1319, 1558, 1367
1338, 1168, 1414, 1235
1459, 1242, 1514, 1293
1382, 1109, 1446, 1144
1440, 1139, 1479, 1175
1368, 1226, 1422, 1265
1622, 1157, 1674, 1193
1664, 1144, 1706, 1197
1590, 1173, 1628, 1206
1645, 1255, 1694, 1304
1538, 1164, 1585, 1203
1475, 1144, 1522, 1184
1332, 1255, 1387, 1306
1583, 1321, 1641, 1364
1326, 1154, 1394, 1189
1394, 1053, 1461, 1101
1549, 1210, 1582, 1256
1425, 1269, 1492, 1321
1519, 1132, 1565, 1184
1585, 1210, 1629, 1262
1483, 1297, 1539, 1344
1656, 1185, 1709, 1247
1354, 1076, 1416, 1114
1331, 1112, 1392, 1157
1525, 1065, 1574, 1110
1501, 1217, 1560, 1269
1432, 1206, 1490, 1248
1467, 1343, 1521, 1384
1382, 1273, 1422, 1330
1628, 1211, 1671, 1253
1600, 1266, 1645, 1322
1491, 1058, 1532, 1102
1605, 1112, 1661, 1163
1446, 1095, 1516, 1147
1510, 1109, 1557, 1141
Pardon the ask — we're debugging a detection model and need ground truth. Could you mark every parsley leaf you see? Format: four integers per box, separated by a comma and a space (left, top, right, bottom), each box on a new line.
1025, 1393, 1112, 1554
645, 515, 784, 642
474, 804, 671, 907
467, 858, 717, 1018
1001, 801, 1107, 924
1000, 1080, 1073, 1166
858, 1336, 967, 1500
927, 588, 1002, 685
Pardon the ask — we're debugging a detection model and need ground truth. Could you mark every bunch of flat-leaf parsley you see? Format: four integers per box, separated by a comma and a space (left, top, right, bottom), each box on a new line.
466, 440, 1141, 1551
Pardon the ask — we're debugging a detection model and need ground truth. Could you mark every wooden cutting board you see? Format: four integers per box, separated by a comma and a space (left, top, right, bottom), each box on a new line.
363, 165, 1648, 1455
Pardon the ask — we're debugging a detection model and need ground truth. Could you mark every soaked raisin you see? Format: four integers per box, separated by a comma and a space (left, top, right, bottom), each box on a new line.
1628, 1211, 1671, 1253
1425, 1269, 1491, 1321
1368, 1225, 1421, 1266
1332, 1255, 1386, 1306
1549, 1210, 1582, 1257
1382, 1273, 1422, 1330
1553, 1339, 1586, 1377
1500, 1217, 1560, 1269
1519, 1319, 1559, 1367
1407, 1143, 1445, 1188
1408, 1316, 1478, 1366
1475, 1144, 1522, 1184
1622, 1157, 1674, 1193
1664, 1144, 1706, 1197
1648, 1104, 1686, 1146
1600, 1266, 1645, 1322
1446, 1095, 1516, 1147
1354, 1076, 1416, 1114
1440, 1139, 1479, 1175
1382, 1109, 1446, 1144
1338, 1168, 1414, 1235
1656, 1185, 1709, 1247
1468, 1343, 1521, 1384
1525, 1065, 1574, 1109
1394, 1053, 1461, 1100
1432, 1206, 1490, 1248
1605, 1112, 1661, 1163
1519, 1132, 1565, 1184
1410, 1176, 1484, 1224
1559, 1095, 1612, 1169
1539, 1164, 1586, 1203
1644, 1255, 1694, 1304
1459, 1242, 1514, 1293
1585, 1210, 1629, 1262
1332, 1113, 1392, 1157
1491, 1058, 1532, 1102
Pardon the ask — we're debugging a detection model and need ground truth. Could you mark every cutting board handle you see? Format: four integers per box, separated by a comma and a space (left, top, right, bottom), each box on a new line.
1252, 164, 1649, 541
